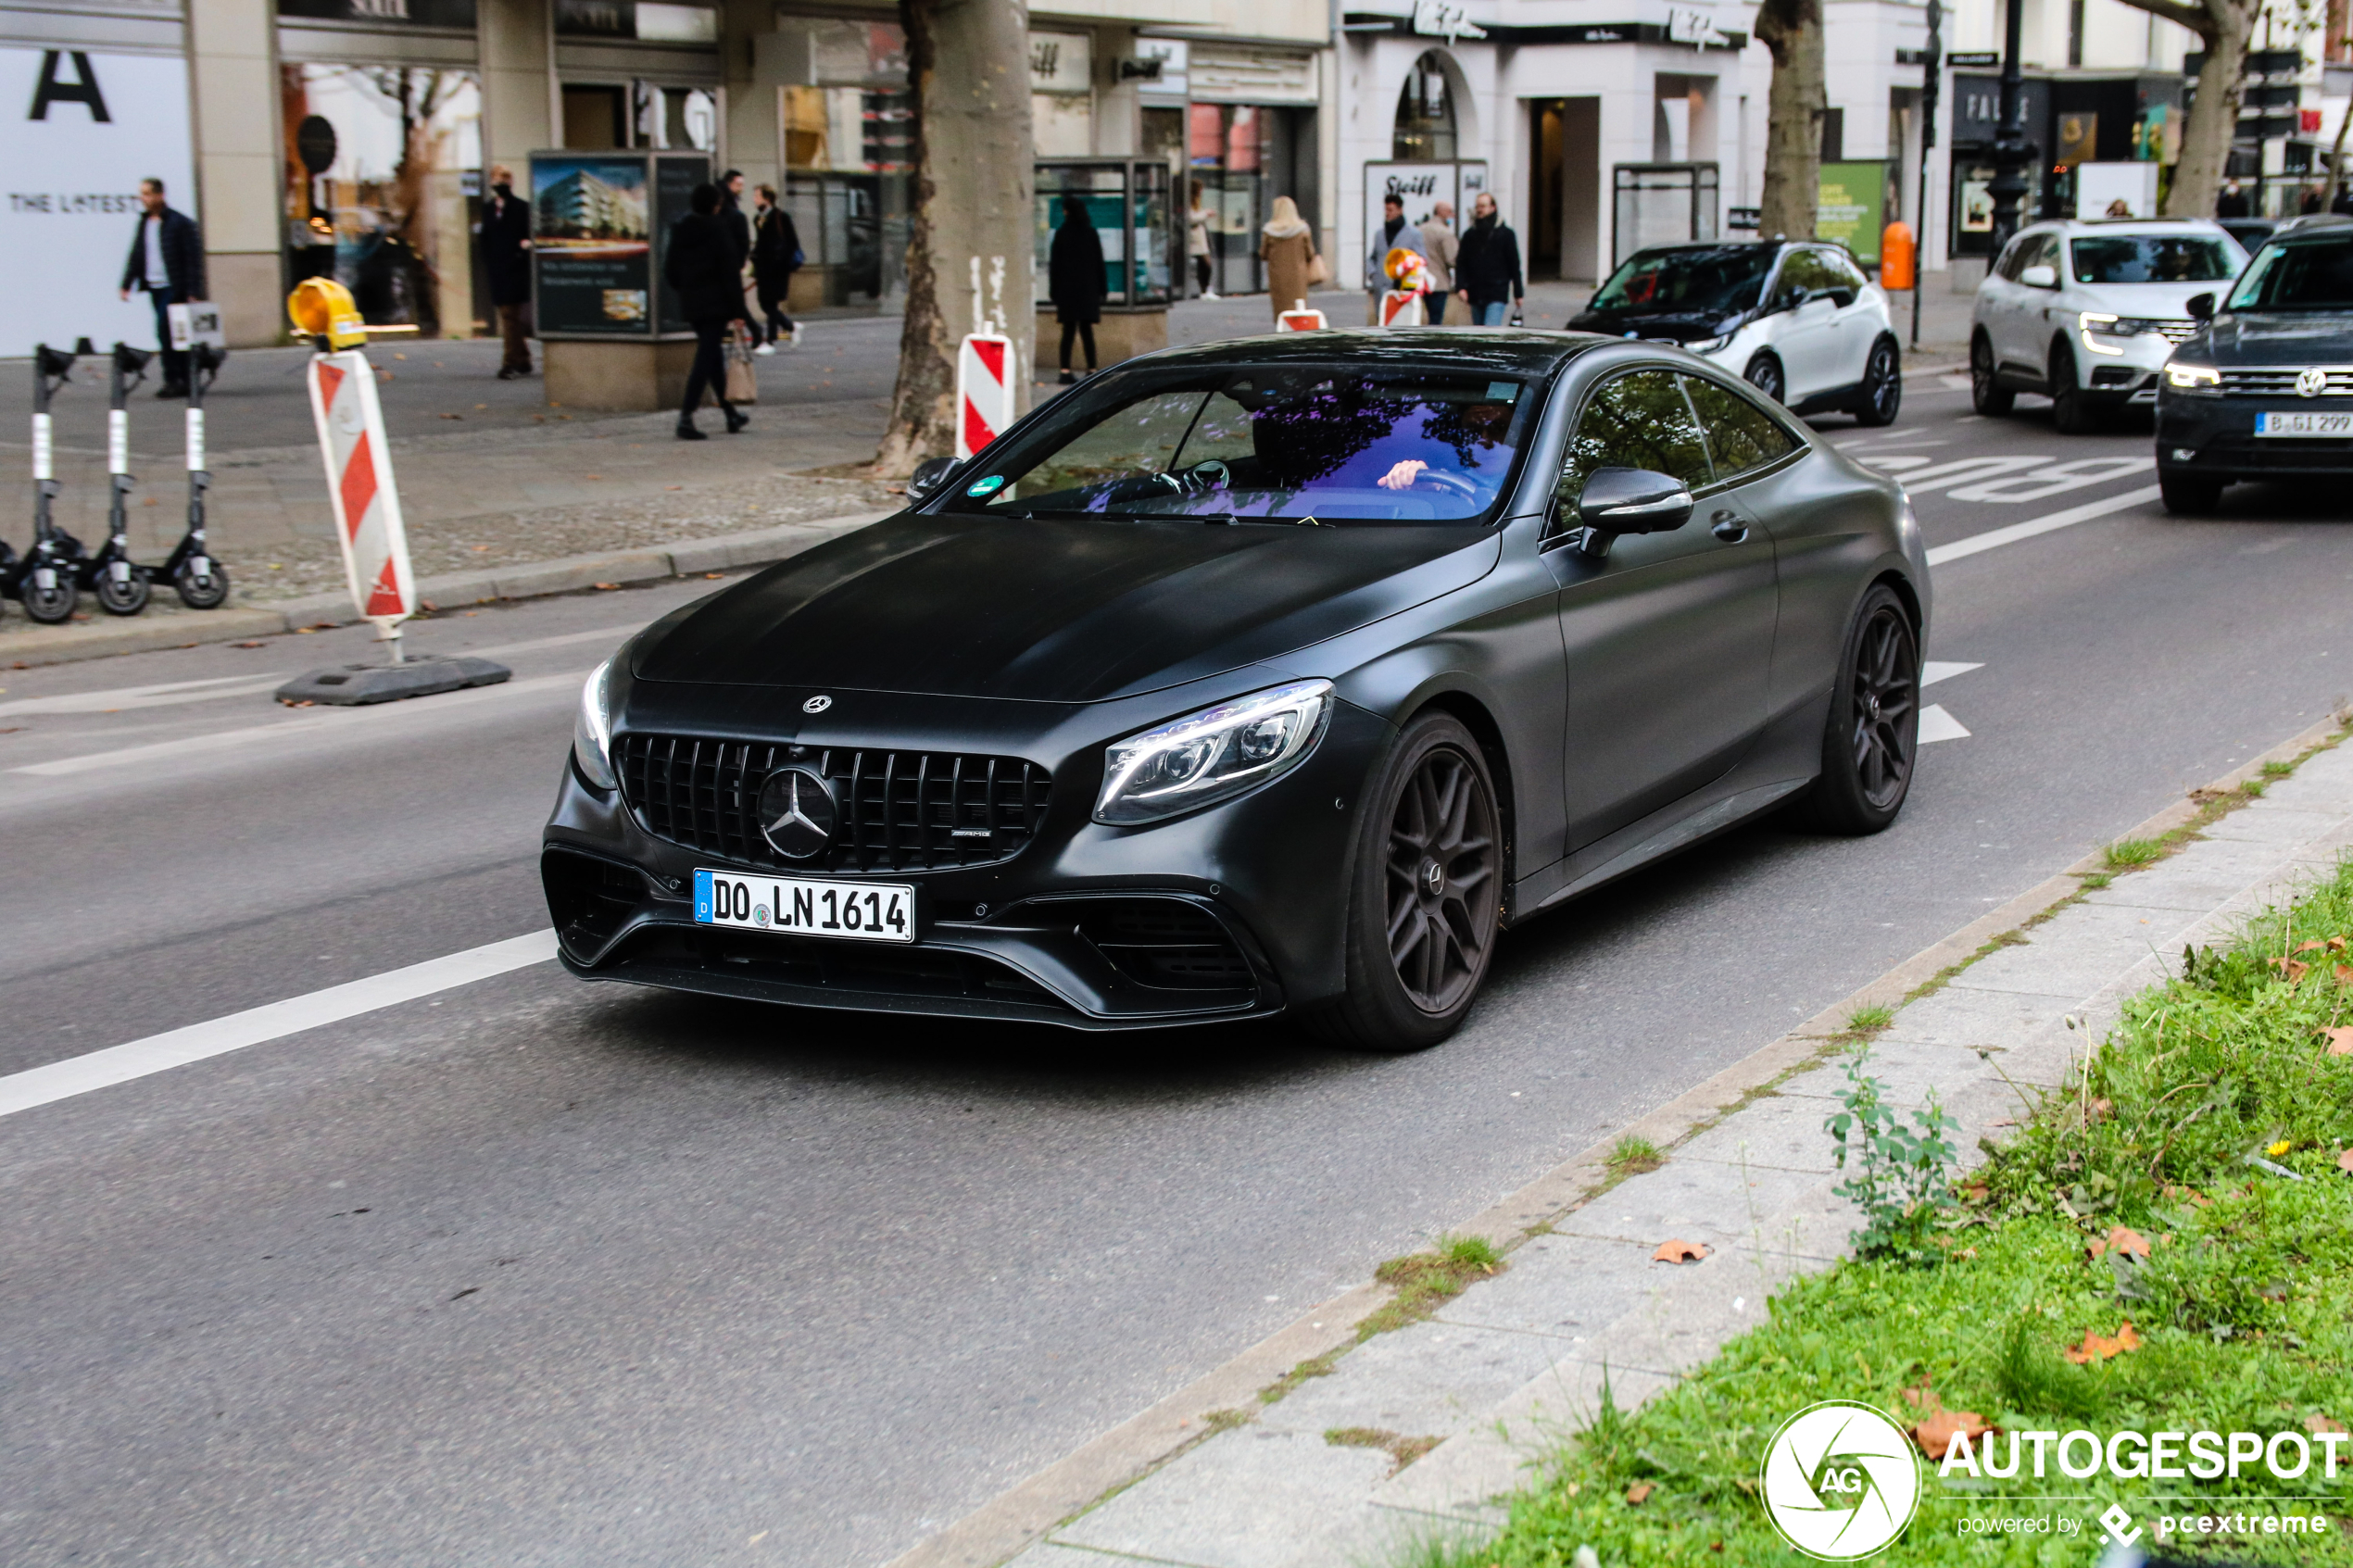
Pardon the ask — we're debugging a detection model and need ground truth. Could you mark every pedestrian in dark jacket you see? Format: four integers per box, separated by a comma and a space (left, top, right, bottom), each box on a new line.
665, 183, 747, 440
750, 183, 800, 351
117, 178, 206, 396
1454, 193, 1524, 327
1049, 194, 1105, 383
720, 169, 752, 269
481, 163, 534, 378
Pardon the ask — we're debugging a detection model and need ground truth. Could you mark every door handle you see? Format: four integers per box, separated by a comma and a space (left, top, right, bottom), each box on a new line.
1710, 508, 1748, 544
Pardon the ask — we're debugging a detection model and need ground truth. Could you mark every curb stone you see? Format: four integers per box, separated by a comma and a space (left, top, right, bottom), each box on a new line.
0, 510, 892, 671
887, 708, 2352, 1568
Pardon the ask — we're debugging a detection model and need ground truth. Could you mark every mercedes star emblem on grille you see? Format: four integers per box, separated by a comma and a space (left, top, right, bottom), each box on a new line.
758, 766, 838, 859
802, 695, 833, 714
2298, 367, 2329, 398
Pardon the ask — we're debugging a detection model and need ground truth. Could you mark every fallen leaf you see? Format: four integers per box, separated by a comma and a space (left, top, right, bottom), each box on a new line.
1912, 1408, 1995, 1460
2309, 1414, 2348, 1436
2337, 1148, 2353, 1174
703, 571, 724, 580
2105, 1225, 2152, 1260
2339, 965, 2353, 986
419, 599, 437, 613
1955, 1247, 1979, 1260
2275, 956, 2310, 983
233, 640, 265, 648
665, 484, 683, 491
592, 583, 622, 591
2323, 1027, 2353, 1057
2063, 1321, 2143, 1364
2297, 939, 2328, 952
585, 474, 602, 481
472, 545, 491, 552
1625, 1482, 1655, 1505
1653, 1239, 1710, 1264
439, 411, 463, 420
2086, 1237, 2106, 1261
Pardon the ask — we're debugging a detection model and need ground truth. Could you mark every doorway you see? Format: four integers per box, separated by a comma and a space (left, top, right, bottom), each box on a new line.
1529, 97, 1599, 282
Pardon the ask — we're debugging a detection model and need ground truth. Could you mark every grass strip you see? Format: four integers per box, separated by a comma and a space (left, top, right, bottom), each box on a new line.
1409, 859, 2353, 1566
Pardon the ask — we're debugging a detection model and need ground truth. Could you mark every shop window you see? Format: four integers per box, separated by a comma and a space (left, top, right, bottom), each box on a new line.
634, 82, 718, 150
554, 0, 716, 41
563, 85, 625, 149
777, 18, 912, 307
1188, 102, 1315, 296
1393, 51, 1456, 161
281, 62, 481, 335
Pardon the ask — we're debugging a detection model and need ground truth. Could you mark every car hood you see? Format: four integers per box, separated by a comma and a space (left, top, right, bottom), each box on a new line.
2196, 311, 2353, 365
630, 512, 1501, 703
2070, 281, 2239, 320
1565, 307, 1738, 344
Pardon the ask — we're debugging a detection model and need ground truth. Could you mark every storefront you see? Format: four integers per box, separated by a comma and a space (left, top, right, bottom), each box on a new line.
1181, 43, 1320, 297
770, 13, 911, 309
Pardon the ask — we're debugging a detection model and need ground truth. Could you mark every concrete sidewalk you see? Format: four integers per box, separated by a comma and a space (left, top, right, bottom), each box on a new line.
936, 719, 2353, 1568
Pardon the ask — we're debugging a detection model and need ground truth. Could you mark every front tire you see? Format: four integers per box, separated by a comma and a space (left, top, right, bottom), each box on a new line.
1744, 352, 1786, 406
2048, 342, 2104, 434
20, 569, 77, 624
175, 558, 231, 609
1969, 332, 2013, 415
94, 565, 150, 616
1793, 584, 1919, 835
1308, 712, 1503, 1052
1854, 336, 1902, 426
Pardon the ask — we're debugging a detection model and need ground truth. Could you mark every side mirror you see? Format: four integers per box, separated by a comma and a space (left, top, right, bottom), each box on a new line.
906, 456, 958, 501
1826, 286, 1858, 308
1575, 466, 1694, 548
2020, 264, 2058, 289
2185, 292, 2215, 321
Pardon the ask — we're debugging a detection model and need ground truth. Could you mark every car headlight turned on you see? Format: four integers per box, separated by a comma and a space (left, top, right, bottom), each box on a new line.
573, 659, 617, 790
2078, 312, 2129, 355
1095, 678, 1334, 825
2165, 360, 2222, 394
1686, 333, 1731, 354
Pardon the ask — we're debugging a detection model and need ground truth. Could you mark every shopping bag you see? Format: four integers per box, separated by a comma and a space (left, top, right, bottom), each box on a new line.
1305, 251, 1329, 287
722, 326, 758, 405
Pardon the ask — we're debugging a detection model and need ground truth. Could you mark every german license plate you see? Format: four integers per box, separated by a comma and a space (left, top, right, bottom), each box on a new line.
694, 869, 915, 944
2257, 411, 2353, 437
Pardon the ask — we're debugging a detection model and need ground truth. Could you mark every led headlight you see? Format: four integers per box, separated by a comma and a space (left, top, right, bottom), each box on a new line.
2164, 360, 2221, 393
2078, 312, 2128, 356
573, 659, 617, 790
1686, 333, 1732, 354
1095, 679, 1333, 825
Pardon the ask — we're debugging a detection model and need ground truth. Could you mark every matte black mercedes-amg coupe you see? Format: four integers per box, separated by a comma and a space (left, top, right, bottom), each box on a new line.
544, 331, 1931, 1050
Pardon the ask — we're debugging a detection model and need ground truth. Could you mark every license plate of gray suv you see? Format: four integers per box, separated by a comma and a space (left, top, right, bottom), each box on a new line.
694, 869, 915, 942
2257, 411, 2353, 437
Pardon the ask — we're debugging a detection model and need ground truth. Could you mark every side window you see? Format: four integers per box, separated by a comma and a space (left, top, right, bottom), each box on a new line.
2022, 233, 2060, 281
1773, 249, 1834, 307
1994, 234, 2032, 282
1682, 375, 1800, 481
1821, 248, 1868, 292
1554, 370, 1715, 525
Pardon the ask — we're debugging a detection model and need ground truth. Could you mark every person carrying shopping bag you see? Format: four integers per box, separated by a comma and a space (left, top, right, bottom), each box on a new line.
666, 182, 749, 440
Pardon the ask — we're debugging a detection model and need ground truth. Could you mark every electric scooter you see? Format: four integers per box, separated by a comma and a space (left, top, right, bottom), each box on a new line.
0, 340, 93, 624
76, 343, 232, 613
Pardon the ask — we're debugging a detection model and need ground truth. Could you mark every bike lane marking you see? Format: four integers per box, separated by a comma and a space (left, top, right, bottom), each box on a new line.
1926, 485, 2165, 567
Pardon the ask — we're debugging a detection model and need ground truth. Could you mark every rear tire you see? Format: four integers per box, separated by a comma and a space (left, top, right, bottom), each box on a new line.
1792, 584, 1919, 836
2160, 473, 2223, 515
1305, 712, 1502, 1053
2048, 343, 2105, 434
1743, 352, 1786, 406
1969, 332, 2013, 416
1854, 336, 1902, 426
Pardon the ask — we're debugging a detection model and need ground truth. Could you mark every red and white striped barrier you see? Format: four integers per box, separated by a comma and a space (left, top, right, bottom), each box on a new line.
955, 325, 1016, 460
1378, 290, 1427, 329
305, 349, 417, 639
1276, 299, 1327, 332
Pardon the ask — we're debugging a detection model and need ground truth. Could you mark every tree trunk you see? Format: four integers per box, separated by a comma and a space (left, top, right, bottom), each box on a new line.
1754, 0, 1825, 242
873, 0, 1035, 478
2158, 5, 2248, 219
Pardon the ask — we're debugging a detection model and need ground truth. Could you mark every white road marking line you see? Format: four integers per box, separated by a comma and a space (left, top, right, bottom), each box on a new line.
0, 672, 287, 719
1921, 661, 1982, 687
0, 931, 560, 1120
1890, 455, 2055, 493
8, 671, 586, 778
1947, 455, 2151, 504
1918, 703, 1971, 744
1925, 485, 2163, 567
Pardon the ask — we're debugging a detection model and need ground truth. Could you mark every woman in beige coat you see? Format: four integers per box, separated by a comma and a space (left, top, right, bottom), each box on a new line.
1257, 196, 1322, 321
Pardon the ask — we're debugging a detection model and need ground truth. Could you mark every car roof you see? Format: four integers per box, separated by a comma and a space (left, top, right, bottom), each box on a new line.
2025, 218, 2232, 237
1138, 330, 1608, 375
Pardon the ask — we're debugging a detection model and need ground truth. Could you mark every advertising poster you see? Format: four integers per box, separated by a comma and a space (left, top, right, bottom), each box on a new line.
651, 153, 710, 336
0, 47, 196, 357
1816, 160, 1887, 264
531, 153, 650, 336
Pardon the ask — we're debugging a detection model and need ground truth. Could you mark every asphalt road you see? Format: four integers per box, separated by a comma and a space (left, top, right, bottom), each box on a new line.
3, 370, 2349, 1567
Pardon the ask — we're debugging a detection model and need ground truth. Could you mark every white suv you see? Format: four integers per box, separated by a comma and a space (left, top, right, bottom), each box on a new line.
1970, 219, 2247, 433
1568, 241, 1904, 424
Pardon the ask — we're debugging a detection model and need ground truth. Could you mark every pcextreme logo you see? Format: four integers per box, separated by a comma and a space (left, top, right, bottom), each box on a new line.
1760, 1401, 1922, 1561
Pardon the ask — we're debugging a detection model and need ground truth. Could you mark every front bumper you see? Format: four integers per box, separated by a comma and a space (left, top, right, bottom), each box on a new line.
2157, 394, 2353, 482
2071, 330, 2176, 404
542, 687, 1391, 1030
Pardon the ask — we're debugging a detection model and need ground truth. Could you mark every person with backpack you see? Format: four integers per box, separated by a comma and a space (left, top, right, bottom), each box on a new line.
665, 182, 748, 440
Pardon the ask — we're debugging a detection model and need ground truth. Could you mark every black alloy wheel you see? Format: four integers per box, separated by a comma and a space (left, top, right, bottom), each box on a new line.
1744, 352, 1786, 406
2159, 472, 2223, 515
1311, 711, 1502, 1052
1969, 332, 2013, 416
1793, 584, 1919, 834
1855, 337, 1902, 427
2048, 342, 2103, 434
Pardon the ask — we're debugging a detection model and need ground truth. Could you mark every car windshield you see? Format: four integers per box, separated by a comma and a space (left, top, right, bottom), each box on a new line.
1588, 246, 1775, 315
2227, 235, 2353, 311
940, 366, 1541, 525
2069, 234, 2240, 284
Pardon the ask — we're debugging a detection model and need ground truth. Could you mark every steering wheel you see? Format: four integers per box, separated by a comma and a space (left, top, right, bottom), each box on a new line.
1415, 470, 1480, 499
1181, 458, 1232, 494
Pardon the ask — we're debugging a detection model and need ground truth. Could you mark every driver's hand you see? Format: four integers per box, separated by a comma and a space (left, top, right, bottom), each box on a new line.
1378, 459, 1429, 491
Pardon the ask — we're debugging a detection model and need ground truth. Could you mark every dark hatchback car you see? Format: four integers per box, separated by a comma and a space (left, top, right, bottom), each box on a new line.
545, 332, 1931, 1050
2158, 215, 2353, 513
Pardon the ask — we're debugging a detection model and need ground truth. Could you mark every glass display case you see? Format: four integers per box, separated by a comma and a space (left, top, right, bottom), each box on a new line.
1035, 158, 1174, 309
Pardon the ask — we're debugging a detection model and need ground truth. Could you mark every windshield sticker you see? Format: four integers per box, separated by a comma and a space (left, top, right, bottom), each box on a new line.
966, 474, 1007, 497
1485, 382, 1520, 402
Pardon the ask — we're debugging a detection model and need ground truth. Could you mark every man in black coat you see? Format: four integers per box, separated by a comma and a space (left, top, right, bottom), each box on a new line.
1453, 192, 1524, 327
118, 178, 207, 397
720, 169, 752, 269
749, 182, 800, 350
481, 163, 534, 379
665, 182, 748, 440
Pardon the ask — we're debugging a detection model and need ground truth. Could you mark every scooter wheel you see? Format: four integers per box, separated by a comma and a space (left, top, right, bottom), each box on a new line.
95, 570, 151, 617
176, 559, 231, 610
21, 575, 77, 624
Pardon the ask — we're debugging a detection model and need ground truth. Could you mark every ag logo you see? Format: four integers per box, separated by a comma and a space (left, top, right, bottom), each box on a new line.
1759, 1401, 1920, 1560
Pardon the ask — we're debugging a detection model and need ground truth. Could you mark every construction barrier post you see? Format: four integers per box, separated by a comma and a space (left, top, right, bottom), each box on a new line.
956, 321, 1016, 460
